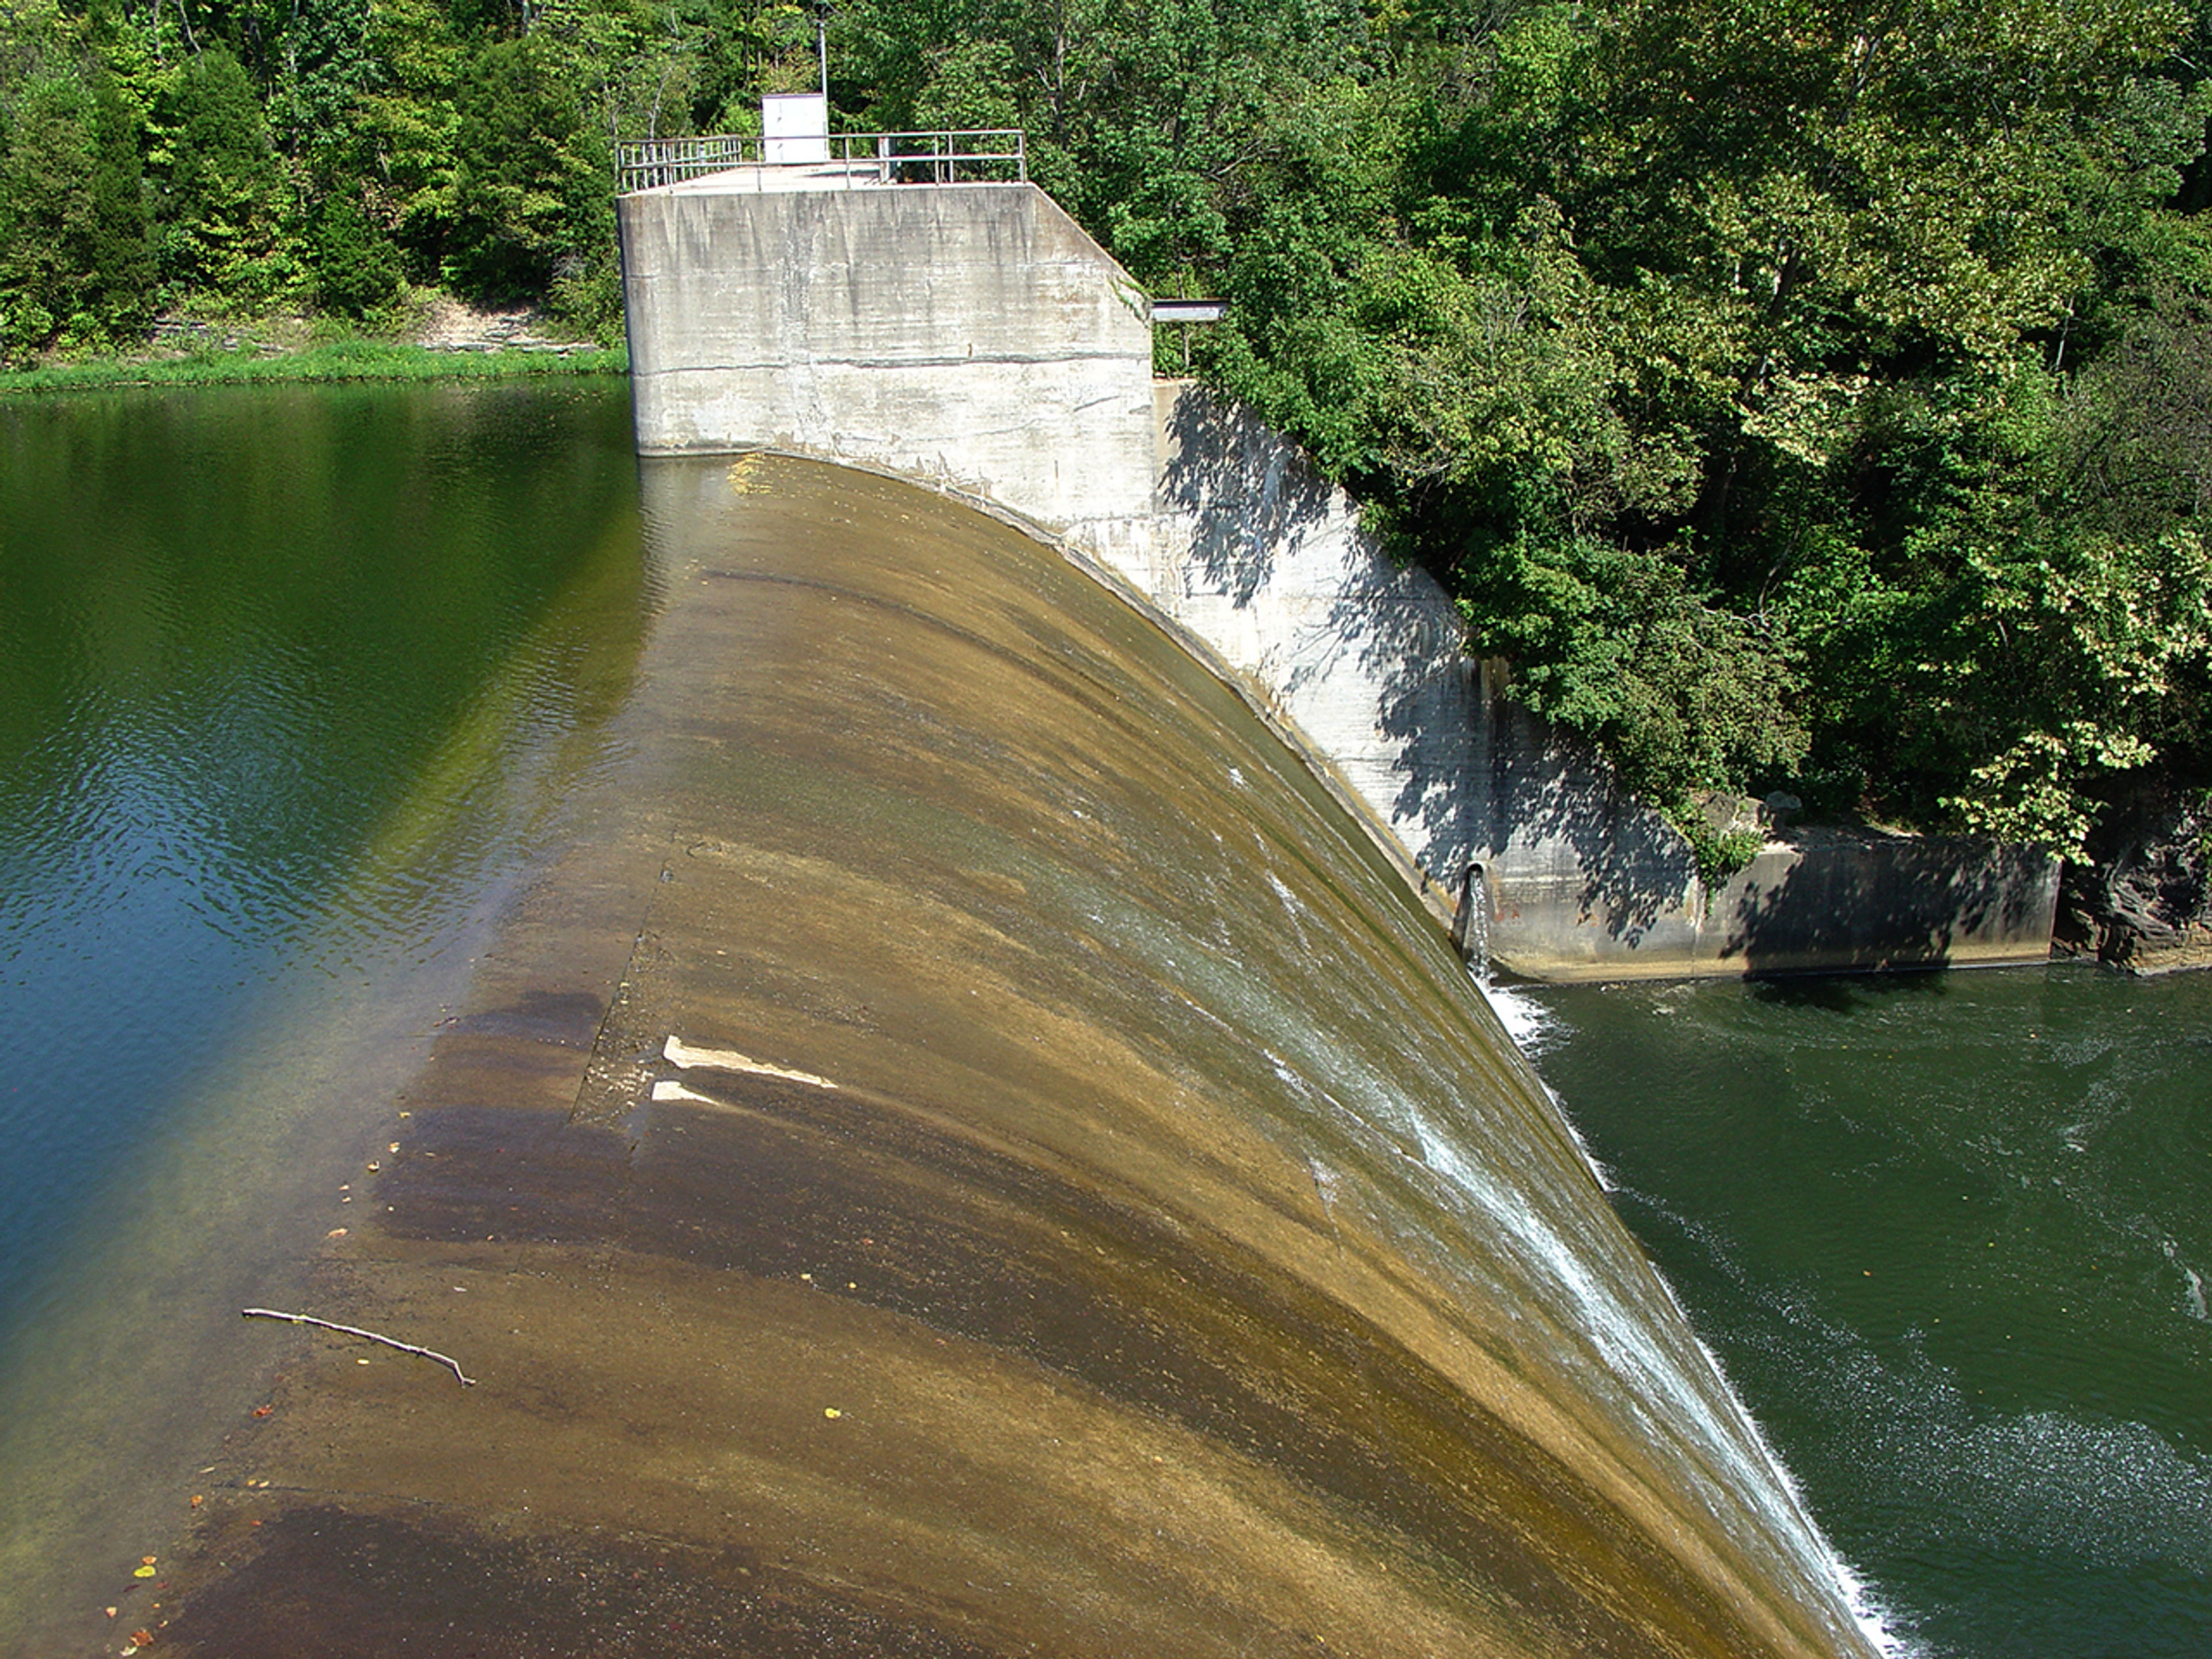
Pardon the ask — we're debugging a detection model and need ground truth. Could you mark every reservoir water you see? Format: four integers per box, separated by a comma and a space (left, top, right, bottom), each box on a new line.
0, 380, 647, 1327
1, 375, 2192, 1656
0, 379, 653, 1647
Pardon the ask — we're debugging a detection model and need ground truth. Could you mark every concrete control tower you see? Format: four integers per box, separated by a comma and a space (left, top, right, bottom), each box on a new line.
616, 113, 1165, 551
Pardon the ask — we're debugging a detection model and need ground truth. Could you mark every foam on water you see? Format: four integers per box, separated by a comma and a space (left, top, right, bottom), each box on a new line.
1477, 974, 1558, 1052
1613, 1159, 2212, 1654
1831, 1557, 1926, 1659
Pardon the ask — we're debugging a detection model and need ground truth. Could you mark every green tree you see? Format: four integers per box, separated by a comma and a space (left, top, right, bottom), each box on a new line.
833, 0, 1370, 283
449, 33, 609, 304
85, 66, 156, 316
311, 187, 402, 313
157, 47, 297, 306
0, 72, 101, 351
911, 35, 1021, 134
0, 53, 155, 354
274, 0, 380, 157
1207, 0, 2212, 842
351, 0, 464, 278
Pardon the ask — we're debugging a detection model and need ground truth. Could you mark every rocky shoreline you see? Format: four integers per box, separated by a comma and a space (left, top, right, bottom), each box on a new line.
143, 298, 596, 359
2055, 785, 2212, 972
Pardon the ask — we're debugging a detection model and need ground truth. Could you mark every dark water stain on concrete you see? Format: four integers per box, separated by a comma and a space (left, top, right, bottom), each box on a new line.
160, 1503, 1005, 1658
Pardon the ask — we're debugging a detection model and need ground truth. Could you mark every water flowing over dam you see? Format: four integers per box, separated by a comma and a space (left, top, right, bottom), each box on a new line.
40, 452, 1877, 1656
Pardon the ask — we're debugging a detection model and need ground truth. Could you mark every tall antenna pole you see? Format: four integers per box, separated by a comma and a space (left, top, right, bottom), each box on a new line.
817, 13, 828, 101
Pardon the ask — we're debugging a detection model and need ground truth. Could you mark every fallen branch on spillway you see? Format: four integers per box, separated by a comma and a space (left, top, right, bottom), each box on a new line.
241, 1308, 476, 1387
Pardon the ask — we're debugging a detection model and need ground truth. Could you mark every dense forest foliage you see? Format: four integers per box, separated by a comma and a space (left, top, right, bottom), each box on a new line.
6, 0, 2211, 858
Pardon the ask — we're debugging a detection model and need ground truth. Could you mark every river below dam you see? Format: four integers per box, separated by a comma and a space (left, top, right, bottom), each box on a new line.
1516, 967, 2212, 1657
0, 377, 2201, 1656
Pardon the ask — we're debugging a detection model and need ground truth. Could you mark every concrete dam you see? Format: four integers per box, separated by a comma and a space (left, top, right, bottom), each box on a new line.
77, 449, 1882, 1658
607, 135, 1880, 1656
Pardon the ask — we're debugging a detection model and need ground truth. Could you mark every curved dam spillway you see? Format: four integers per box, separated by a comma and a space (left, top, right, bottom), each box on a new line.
146, 454, 1874, 1657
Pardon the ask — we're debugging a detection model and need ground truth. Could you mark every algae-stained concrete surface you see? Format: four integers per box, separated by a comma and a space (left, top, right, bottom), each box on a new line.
122, 457, 1876, 1658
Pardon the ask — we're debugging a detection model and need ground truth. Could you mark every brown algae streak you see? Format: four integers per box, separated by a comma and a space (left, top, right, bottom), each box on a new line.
138, 455, 1876, 1658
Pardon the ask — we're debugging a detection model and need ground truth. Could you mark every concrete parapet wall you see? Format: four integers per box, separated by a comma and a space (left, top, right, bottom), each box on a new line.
618, 174, 2059, 980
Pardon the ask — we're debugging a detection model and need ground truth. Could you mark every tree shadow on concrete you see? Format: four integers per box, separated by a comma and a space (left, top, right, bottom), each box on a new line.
1371, 646, 1694, 946
1722, 835, 2056, 976
1158, 387, 1335, 608
1161, 385, 1696, 943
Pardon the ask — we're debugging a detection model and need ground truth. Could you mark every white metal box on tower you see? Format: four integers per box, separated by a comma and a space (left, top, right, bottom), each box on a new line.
761, 93, 829, 164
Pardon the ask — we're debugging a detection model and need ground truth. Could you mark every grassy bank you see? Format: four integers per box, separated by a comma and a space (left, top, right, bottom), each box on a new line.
0, 338, 627, 396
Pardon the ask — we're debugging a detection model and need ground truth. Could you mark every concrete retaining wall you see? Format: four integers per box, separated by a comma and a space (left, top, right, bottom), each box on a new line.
617, 173, 2059, 980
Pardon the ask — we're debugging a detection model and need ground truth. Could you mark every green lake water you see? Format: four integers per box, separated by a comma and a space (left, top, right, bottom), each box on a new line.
0, 377, 653, 1638
0, 377, 649, 1336
0, 376, 2203, 1654
1517, 968, 2212, 1657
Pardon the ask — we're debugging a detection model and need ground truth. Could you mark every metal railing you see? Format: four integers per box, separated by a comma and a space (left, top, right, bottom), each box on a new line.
618, 130, 1027, 194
